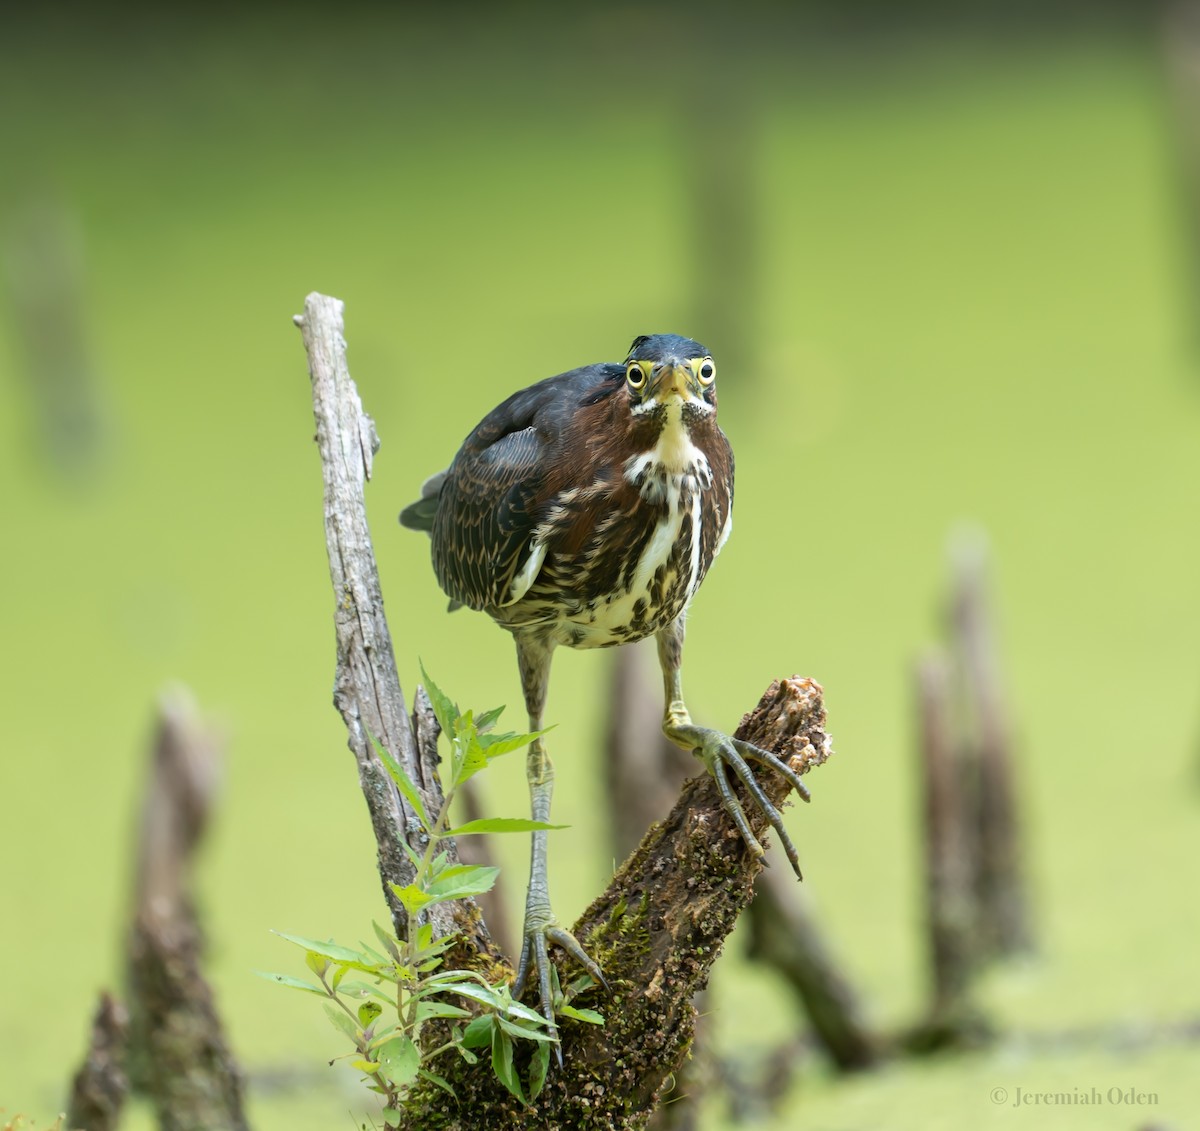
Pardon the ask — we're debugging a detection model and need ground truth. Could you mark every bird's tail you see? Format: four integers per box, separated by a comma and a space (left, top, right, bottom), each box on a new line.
398, 469, 448, 533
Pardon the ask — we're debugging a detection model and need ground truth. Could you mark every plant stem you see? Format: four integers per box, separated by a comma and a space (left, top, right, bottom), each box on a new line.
401, 788, 458, 1034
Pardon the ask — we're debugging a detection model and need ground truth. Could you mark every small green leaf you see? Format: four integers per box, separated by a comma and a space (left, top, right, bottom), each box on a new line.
425, 860, 477, 884
529, 1040, 551, 1101
419, 664, 459, 738
369, 732, 430, 830
427, 982, 502, 1014
491, 1025, 525, 1104
381, 1107, 403, 1127
565, 973, 597, 997
442, 817, 568, 837
372, 921, 402, 962
453, 745, 490, 786
357, 1000, 383, 1027
364, 1022, 398, 1049
417, 1067, 457, 1099
500, 997, 555, 1028
460, 1014, 494, 1048
497, 1015, 557, 1042
337, 979, 395, 1002
356, 939, 392, 966
323, 1004, 360, 1043
559, 1005, 605, 1025
274, 932, 371, 966
410, 932, 456, 963
415, 999, 471, 1022
377, 1035, 421, 1087
400, 839, 424, 871
390, 882, 434, 915
305, 950, 330, 976
420, 970, 497, 996
254, 970, 326, 997
427, 849, 453, 879
474, 705, 505, 733
423, 865, 500, 904
475, 729, 546, 759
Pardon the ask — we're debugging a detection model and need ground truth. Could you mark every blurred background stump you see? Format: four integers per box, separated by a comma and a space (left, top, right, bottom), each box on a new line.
67, 994, 129, 1131
908, 528, 1030, 1051
745, 868, 879, 1072
2, 195, 108, 484
67, 688, 250, 1131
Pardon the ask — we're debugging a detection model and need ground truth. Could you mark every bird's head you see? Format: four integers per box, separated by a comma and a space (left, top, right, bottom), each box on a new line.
623, 333, 716, 415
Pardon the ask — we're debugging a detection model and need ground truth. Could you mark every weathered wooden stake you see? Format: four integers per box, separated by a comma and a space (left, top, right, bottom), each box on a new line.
948, 532, 1032, 958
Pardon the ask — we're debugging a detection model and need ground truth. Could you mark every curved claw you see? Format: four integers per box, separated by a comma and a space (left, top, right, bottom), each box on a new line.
513, 922, 606, 1069
669, 722, 808, 880
546, 926, 609, 991
732, 736, 812, 804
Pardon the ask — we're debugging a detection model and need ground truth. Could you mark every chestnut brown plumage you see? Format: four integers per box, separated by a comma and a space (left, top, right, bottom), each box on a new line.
400, 333, 809, 1056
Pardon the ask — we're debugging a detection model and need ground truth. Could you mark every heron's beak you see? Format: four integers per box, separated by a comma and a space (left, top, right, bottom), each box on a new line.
649, 360, 694, 402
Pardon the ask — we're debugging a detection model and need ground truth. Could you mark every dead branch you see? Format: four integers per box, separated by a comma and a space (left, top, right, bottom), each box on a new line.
295, 293, 497, 959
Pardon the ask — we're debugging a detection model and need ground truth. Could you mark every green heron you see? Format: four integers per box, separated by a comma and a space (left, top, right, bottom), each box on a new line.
400, 333, 809, 1044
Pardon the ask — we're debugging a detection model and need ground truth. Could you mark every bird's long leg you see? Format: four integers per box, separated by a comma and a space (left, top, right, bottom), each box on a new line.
656, 617, 810, 879
511, 634, 605, 1060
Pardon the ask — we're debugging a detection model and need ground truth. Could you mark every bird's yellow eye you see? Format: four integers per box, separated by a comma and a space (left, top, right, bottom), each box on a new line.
697, 358, 716, 385
626, 362, 647, 390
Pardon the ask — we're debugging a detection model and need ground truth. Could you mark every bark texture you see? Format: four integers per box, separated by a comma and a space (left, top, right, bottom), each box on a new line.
399, 677, 830, 1130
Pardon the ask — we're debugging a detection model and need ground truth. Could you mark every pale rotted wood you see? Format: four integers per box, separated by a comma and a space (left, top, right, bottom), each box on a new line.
66, 993, 129, 1131
295, 293, 495, 957
398, 676, 832, 1130
125, 687, 250, 1131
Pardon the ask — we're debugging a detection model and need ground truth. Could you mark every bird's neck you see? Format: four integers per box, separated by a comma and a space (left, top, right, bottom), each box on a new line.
623, 401, 714, 496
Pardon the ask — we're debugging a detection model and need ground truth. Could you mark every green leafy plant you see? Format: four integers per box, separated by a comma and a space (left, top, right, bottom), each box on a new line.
259, 667, 601, 1119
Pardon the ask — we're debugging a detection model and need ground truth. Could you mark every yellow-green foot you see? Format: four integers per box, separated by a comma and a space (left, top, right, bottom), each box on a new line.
666, 721, 810, 878
513, 915, 606, 1066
